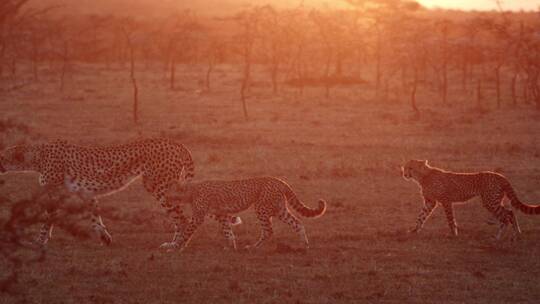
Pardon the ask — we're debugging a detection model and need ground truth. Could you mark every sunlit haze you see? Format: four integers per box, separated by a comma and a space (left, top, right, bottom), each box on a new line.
2, 0, 540, 303
417, 0, 538, 11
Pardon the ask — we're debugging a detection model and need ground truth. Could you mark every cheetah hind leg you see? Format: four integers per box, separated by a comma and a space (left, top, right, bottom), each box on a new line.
245, 215, 273, 250
494, 210, 521, 241
278, 208, 309, 249
508, 210, 521, 241
88, 199, 112, 246
495, 221, 508, 241
92, 216, 112, 246
486, 216, 498, 226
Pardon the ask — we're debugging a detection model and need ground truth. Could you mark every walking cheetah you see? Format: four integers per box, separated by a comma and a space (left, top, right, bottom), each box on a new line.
163, 176, 327, 251
0, 138, 237, 247
402, 160, 540, 239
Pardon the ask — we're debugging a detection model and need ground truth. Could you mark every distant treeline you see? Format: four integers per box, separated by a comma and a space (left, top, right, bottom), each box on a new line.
1, 0, 540, 115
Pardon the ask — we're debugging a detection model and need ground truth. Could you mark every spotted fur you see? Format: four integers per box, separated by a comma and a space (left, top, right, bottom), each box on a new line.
402, 160, 540, 239
163, 176, 327, 250
0, 138, 237, 247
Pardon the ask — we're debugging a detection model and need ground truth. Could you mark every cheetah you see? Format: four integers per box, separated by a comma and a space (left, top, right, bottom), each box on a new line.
402, 160, 540, 239
163, 176, 327, 251
0, 138, 238, 247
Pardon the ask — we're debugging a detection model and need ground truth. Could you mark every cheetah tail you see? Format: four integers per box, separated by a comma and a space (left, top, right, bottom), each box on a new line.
282, 185, 326, 218
504, 181, 540, 215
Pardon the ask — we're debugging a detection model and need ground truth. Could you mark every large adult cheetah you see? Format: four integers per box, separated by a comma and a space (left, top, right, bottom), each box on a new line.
164, 176, 327, 251
402, 159, 539, 239
0, 138, 236, 247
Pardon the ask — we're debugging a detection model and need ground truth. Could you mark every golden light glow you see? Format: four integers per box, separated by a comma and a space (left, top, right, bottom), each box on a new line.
417, 0, 538, 11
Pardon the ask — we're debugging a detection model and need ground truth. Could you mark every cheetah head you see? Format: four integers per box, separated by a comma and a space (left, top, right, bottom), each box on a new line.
0, 145, 34, 173
402, 159, 429, 181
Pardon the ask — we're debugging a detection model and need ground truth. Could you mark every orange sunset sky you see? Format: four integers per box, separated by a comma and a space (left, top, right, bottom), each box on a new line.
417, 0, 538, 10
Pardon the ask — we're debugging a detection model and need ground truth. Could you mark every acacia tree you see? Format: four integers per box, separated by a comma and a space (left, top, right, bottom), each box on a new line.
476, 17, 513, 108
508, 21, 526, 106
520, 27, 540, 109
346, 0, 423, 101
202, 34, 226, 91
233, 7, 263, 120
0, 0, 29, 79
120, 18, 140, 124
166, 11, 203, 90
310, 9, 348, 98
46, 18, 73, 91
259, 6, 289, 95
397, 15, 431, 116
422, 19, 454, 106
282, 7, 311, 96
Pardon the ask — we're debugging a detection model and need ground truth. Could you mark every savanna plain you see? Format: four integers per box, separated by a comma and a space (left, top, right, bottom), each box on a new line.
0, 61, 539, 304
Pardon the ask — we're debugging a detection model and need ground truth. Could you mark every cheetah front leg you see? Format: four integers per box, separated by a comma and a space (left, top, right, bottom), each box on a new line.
410, 198, 437, 233
215, 214, 238, 250
158, 202, 241, 250
161, 207, 206, 251
441, 202, 458, 236
34, 208, 57, 246
32, 186, 66, 246
87, 198, 112, 245
158, 198, 190, 249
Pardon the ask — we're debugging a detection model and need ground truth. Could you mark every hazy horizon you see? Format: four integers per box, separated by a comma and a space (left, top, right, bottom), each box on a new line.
31, 0, 540, 15
418, 0, 538, 11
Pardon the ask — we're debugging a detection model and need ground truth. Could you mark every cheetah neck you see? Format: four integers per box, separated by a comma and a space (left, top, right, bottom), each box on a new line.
417, 166, 440, 185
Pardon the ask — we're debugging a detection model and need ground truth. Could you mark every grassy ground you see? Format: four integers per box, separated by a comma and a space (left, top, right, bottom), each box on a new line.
1, 64, 540, 303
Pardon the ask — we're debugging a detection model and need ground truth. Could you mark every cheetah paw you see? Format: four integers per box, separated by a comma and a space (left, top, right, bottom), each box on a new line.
510, 234, 521, 242
408, 227, 420, 234
100, 231, 113, 246
160, 242, 180, 251
27, 239, 47, 249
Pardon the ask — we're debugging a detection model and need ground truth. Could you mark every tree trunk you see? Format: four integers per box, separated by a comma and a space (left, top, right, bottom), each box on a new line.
441, 24, 448, 105
511, 73, 517, 106
205, 59, 214, 91
271, 63, 278, 94
324, 55, 331, 99
495, 66, 501, 108
240, 54, 251, 121
411, 67, 420, 116
60, 41, 68, 92
476, 79, 482, 110
122, 28, 139, 124
523, 75, 529, 104
375, 26, 381, 100
128, 46, 138, 124
170, 56, 176, 90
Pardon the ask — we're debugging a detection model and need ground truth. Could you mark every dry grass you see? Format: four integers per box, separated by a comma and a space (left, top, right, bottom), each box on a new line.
1, 64, 540, 303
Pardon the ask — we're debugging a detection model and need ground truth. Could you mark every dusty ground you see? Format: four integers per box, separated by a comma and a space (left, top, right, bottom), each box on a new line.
1, 64, 540, 303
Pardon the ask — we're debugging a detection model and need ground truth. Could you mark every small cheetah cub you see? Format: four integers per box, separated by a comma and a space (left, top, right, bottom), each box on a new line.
163, 176, 327, 251
402, 160, 540, 240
